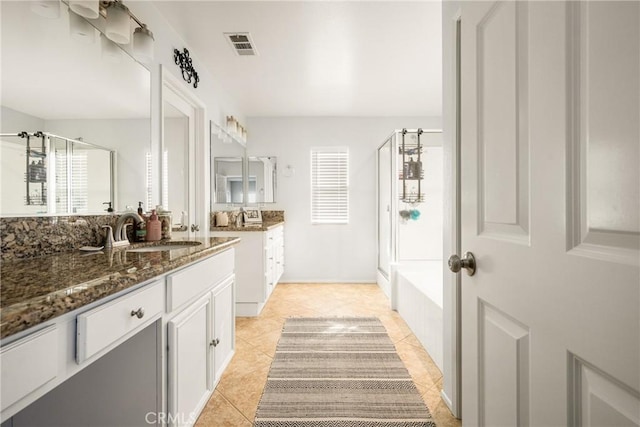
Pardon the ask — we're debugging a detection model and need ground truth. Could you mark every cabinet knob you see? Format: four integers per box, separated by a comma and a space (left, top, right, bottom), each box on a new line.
130, 307, 145, 319
210, 338, 220, 347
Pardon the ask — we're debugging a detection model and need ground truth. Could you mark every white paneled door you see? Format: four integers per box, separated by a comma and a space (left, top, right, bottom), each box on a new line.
456, 2, 639, 426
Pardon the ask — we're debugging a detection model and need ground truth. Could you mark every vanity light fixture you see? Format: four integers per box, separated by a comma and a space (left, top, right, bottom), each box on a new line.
30, 0, 156, 63
102, 1, 155, 62
105, 1, 130, 44
224, 116, 248, 144
69, 0, 99, 19
30, 0, 61, 18
133, 24, 154, 63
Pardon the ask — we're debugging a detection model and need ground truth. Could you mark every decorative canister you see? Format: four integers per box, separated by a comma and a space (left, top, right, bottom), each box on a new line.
158, 212, 172, 239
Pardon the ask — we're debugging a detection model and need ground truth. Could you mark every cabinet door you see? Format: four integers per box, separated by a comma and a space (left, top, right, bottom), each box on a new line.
275, 232, 284, 282
264, 243, 275, 298
168, 295, 211, 427
211, 277, 235, 385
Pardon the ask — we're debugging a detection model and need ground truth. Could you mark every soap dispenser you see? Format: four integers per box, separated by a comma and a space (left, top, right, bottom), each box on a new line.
145, 209, 162, 241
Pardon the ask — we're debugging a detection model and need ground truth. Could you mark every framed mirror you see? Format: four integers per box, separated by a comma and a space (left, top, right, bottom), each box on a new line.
0, 1, 151, 216
247, 156, 277, 204
210, 122, 246, 206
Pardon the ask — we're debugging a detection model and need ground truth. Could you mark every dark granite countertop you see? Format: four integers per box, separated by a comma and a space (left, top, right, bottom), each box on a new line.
210, 221, 285, 232
0, 237, 240, 340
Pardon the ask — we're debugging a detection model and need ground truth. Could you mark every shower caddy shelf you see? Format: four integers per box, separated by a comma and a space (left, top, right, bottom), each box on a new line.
399, 128, 425, 203
21, 131, 48, 206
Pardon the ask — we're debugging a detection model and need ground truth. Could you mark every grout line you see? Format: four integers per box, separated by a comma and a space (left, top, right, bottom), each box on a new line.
216, 388, 255, 425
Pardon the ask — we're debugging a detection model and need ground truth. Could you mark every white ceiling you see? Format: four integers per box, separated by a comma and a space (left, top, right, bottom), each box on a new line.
153, 1, 442, 117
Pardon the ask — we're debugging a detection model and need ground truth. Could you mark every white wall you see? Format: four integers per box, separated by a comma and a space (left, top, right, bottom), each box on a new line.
398, 145, 444, 261
247, 116, 441, 283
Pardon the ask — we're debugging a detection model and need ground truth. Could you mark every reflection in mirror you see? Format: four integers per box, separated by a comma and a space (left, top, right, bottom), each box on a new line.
211, 121, 246, 206
248, 157, 277, 204
0, 1, 150, 215
163, 101, 189, 220
0, 132, 113, 215
213, 158, 244, 204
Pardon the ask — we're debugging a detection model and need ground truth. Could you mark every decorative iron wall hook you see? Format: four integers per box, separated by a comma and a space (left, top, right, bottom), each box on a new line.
174, 48, 200, 88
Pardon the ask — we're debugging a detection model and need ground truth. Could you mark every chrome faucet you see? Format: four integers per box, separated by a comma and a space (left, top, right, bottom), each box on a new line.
114, 212, 144, 244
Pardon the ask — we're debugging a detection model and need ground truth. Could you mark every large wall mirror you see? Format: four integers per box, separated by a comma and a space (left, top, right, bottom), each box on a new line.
211, 123, 246, 206
248, 156, 277, 204
0, 2, 151, 216
210, 123, 278, 206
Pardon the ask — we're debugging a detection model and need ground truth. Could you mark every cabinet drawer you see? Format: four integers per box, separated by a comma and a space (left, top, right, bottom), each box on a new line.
167, 249, 234, 312
1, 326, 57, 412
77, 280, 164, 364
266, 226, 283, 242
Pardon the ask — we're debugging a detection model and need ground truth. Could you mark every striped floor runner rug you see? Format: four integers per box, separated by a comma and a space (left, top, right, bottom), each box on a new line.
254, 317, 436, 427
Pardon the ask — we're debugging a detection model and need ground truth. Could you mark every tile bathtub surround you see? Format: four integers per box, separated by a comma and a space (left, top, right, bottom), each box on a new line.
197, 283, 461, 427
0, 215, 123, 262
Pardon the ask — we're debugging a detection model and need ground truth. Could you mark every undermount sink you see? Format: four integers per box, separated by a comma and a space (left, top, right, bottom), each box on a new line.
126, 241, 202, 253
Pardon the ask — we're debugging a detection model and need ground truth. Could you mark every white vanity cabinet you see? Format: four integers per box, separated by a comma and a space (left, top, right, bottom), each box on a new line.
1, 246, 237, 427
166, 250, 236, 427
210, 224, 284, 316
0, 326, 58, 415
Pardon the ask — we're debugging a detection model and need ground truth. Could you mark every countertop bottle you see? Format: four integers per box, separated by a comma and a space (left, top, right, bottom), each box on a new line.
136, 202, 147, 242
146, 210, 162, 241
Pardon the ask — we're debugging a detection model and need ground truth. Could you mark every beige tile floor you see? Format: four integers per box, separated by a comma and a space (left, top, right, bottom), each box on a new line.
196, 283, 461, 427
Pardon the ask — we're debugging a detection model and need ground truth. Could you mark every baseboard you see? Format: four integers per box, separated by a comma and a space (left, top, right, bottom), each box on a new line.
440, 389, 460, 419
236, 302, 264, 316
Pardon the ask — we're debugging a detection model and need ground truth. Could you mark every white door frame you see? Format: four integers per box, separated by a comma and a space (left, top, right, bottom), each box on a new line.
160, 65, 208, 237
442, 4, 463, 419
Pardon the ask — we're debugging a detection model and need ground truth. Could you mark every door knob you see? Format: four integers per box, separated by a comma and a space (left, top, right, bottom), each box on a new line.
190, 224, 200, 232
448, 252, 476, 276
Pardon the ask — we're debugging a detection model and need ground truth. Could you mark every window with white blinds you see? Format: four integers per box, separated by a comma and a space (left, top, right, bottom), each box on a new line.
310, 147, 349, 224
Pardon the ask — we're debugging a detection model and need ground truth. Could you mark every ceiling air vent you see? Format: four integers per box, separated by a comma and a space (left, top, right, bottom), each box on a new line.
225, 33, 257, 56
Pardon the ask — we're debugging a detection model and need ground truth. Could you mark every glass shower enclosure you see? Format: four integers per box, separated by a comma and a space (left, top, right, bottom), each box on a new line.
376, 128, 443, 297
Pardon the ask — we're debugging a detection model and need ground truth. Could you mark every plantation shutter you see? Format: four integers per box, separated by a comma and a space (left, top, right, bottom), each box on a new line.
310, 147, 349, 224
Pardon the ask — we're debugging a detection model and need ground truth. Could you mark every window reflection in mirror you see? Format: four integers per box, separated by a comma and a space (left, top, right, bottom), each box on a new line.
0, 1, 150, 216
248, 157, 277, 204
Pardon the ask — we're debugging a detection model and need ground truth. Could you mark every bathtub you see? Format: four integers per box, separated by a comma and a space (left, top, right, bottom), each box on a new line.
392, 260, 443, 373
